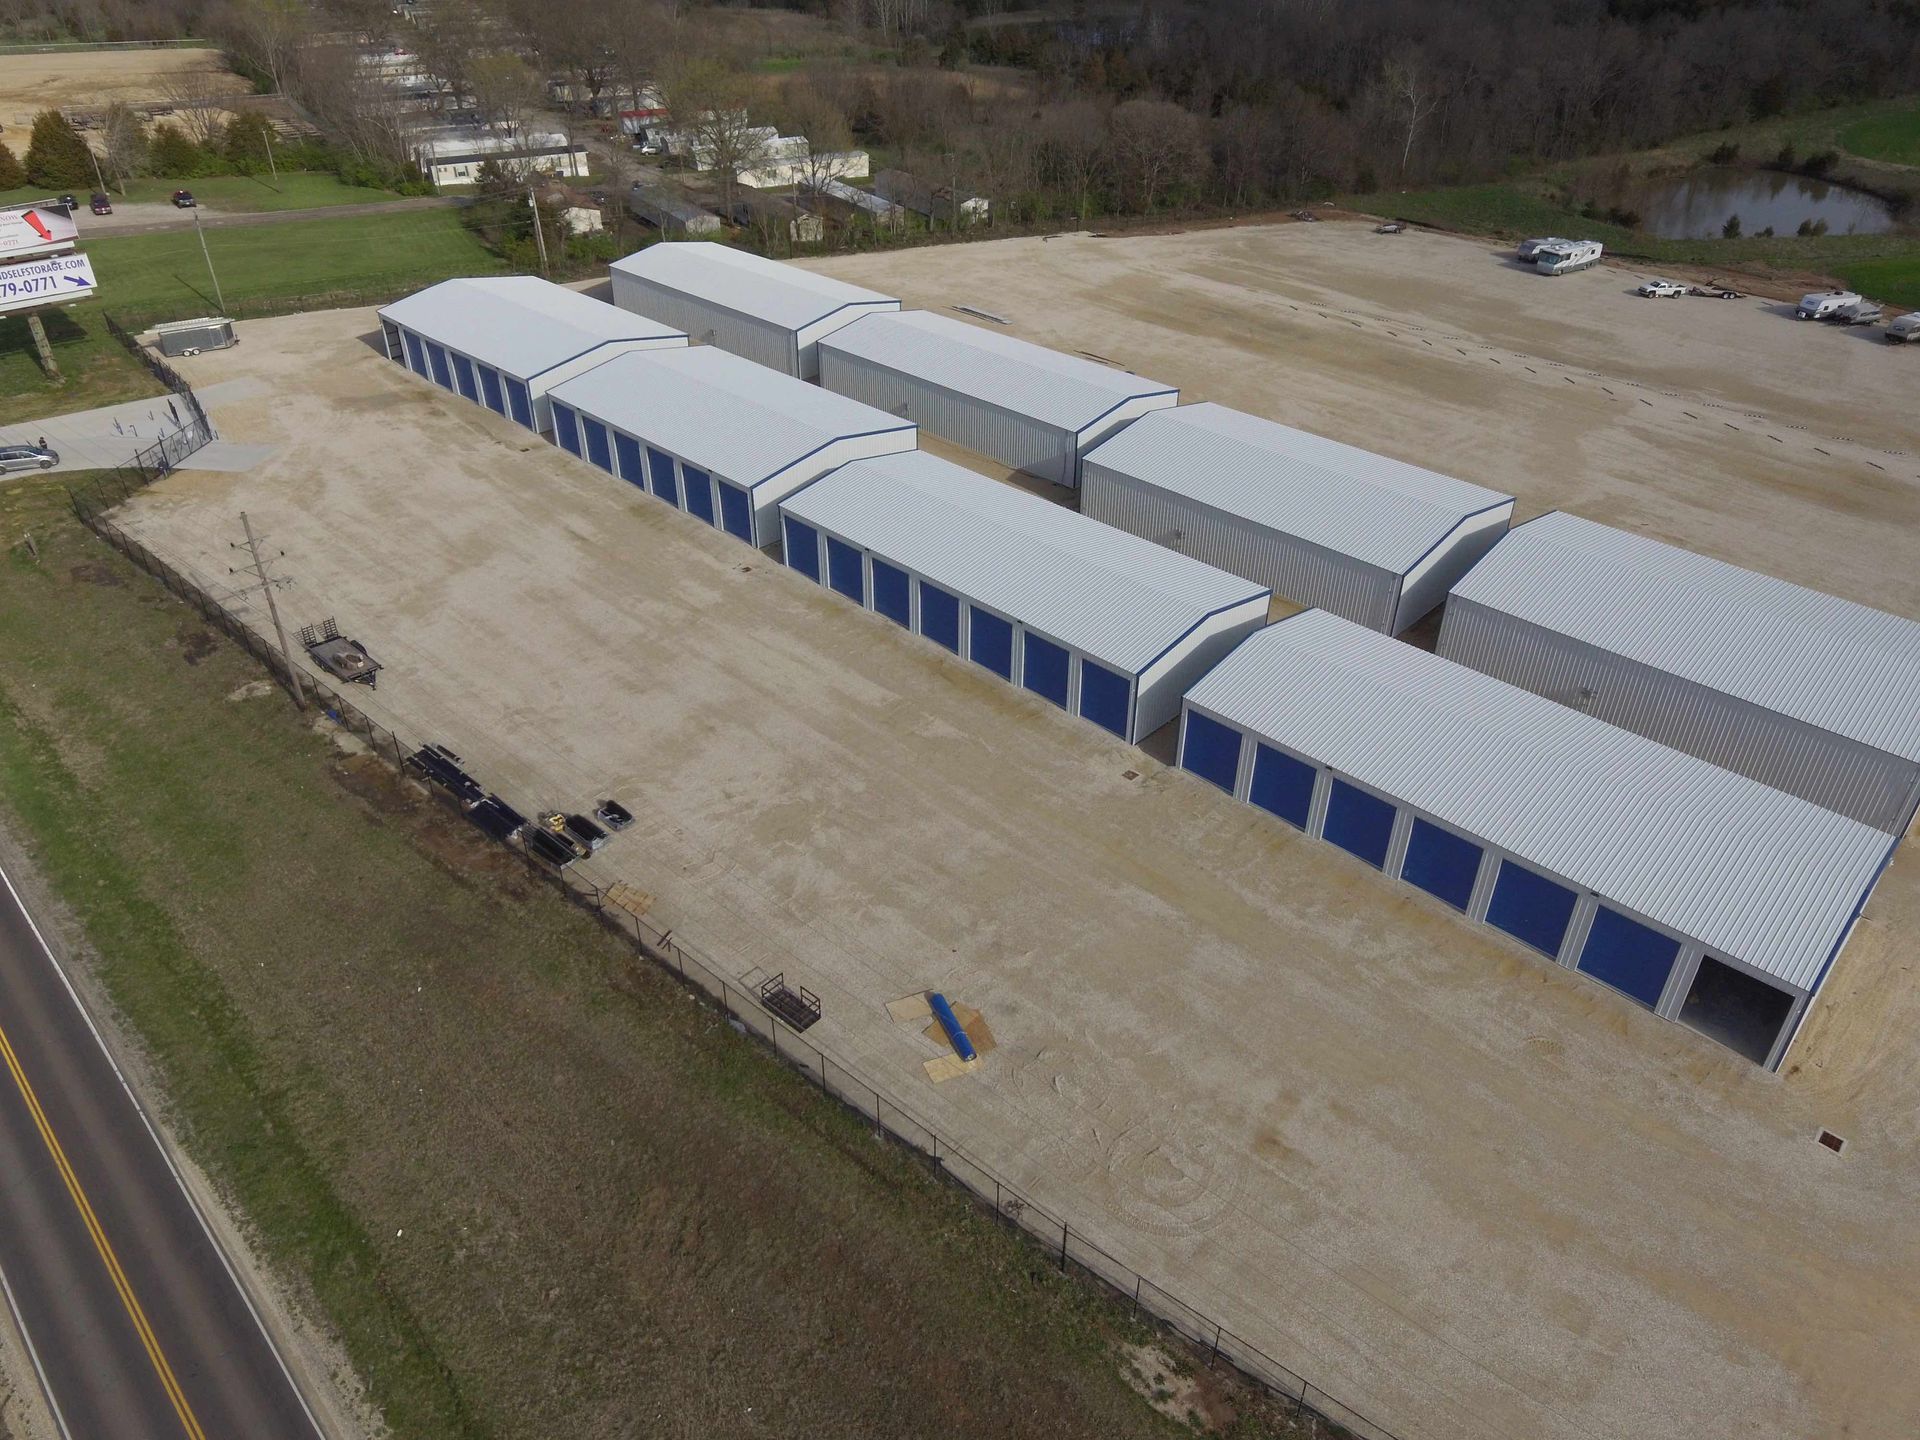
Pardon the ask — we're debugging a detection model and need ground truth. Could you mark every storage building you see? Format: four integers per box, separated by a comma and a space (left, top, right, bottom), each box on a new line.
627, 183, 722, 238
1181, 610, 1895, 1070
378, 277, 686, 433
1440, 512, 1920, 834
779, 452, 1269, 742
609, 241, 898, 379
817, 311, 1178, 487
1081, 403, 1514, 634
545, 347, 917, 548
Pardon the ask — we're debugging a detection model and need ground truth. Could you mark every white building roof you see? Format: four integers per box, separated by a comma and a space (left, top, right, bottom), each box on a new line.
819, 311, 1178, 432
380, 277, 682, 381
1084, 403, 1513, 574
1186, 611, 1893, 992
1450, 512, 1920, 764
546, 346, 914, 489
608, 242, 897, 332
784, 452, 1268, 675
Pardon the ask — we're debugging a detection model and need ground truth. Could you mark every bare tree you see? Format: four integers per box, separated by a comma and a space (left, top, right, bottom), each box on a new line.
1036, 99, 1110, 225
99, 100, 147, 189
771, 80, 861, 197
295, 39, 415, 170
1381, 47, 1443, 176
1108, 98, 1204, 212
660, 55, 769, 221
415, 3, 492, 112
967, 102, 1036, 228
224, 0, 310, 96
157, 65, 234, 146
469, 52, 544, 149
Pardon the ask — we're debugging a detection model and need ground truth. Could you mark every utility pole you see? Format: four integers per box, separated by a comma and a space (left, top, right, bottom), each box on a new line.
229, 512, 306, 709
87, 142, 108, 197
262, 126, 278, 181
191, 207, 226, 313
526, 183, 551, 277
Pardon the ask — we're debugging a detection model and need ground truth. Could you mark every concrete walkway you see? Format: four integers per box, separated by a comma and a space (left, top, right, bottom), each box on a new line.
0, 379, 271, 475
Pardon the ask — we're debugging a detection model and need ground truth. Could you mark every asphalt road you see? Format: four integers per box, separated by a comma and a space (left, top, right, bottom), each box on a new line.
82, 194, 462, 238
0, 861, 326, 1440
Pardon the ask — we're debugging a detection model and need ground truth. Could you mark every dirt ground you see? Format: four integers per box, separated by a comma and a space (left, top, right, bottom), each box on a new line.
0, 48, 250, 139
114, 222, 1920, 1440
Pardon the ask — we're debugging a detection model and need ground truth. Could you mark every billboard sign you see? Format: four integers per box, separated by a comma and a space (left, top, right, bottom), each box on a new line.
0, 251, 98, 315
0, 202, 79, 261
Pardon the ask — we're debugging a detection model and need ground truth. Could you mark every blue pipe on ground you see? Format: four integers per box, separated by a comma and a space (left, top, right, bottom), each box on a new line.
927, 991, 977, 1063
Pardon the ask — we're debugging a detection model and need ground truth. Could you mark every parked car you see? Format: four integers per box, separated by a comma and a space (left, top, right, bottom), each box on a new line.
0, 444, 58, 474
1374, 221, 1405, 234
171, 189, 197, 208
1829, 299, 1884, 326
1795, 290, 1860, 321
1636, 278, 1687, 298
89, 192, 112, 215
1884, 313, 1920, 344
57, 193, 77, 212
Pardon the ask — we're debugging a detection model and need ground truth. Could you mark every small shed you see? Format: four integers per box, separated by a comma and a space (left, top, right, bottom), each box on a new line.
377, 276, 687, 433
1440, 512, 1920, 833
817, 311, 1178, 488
609, 241, 898, 379
1081, 403, 1514, 634
627, 183, 723, 237
545, 346, 917, 548
1181, 610, 1896, 1071
779, 451, 1269, 743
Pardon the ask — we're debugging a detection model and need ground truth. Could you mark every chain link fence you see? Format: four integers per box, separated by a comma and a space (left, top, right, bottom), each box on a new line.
65, 466, 1407, 1440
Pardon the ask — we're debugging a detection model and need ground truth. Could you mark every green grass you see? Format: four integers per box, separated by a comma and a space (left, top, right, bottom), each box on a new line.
0, 310, 163, 427
0, 475, 1327, 1439
1840, 103, 1920, 168
0, 172, 402, 212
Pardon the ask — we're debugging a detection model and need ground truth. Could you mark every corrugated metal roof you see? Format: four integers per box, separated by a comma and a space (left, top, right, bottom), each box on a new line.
609, 241, 897, 331
1186, 611, 1891, 991
783, 452, 1268, 673
1083, 403, 1513, 574
546, 347, 913, 488
819, 311, 1178, 432
379, 276, 682, 381
1450, 512, 1920, 763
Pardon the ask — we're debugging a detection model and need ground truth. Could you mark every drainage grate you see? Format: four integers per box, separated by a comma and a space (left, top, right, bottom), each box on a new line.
1817, 1130, 1847, 1154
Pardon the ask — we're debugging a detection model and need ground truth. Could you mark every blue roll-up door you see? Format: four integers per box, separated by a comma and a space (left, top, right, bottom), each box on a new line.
552, 403, 581, 456
1248, 744, 1315, 829
919, 582, 961, 652
651, 458, 679, 506
826, 536, 865, 602
718, 482, 754, 542
872, 559, 911, 627
403, 332, 429, 377
682, 466, 715, 525
783, 516, 821, 580
1323, 779, 1395, 869
478, 365, 505, 414
1578, 906, 1680, 1008
582, 417, 612, 472
1079, 661, 1131, 738
1021, 633, 1071, 708
1399, 817, 1482, 911
969, 608, 1014, 679
1486, 860, 1579, 958
506, 378, 533, 428
646, 447, 675, 500
613, 433, 644, 488
451, 353, 478, 401
426, 341, 452, 388
1180, 710, 1243, 793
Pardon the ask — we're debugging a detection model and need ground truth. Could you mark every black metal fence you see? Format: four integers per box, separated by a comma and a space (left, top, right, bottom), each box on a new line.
64, 477, 1407, 1440
101, 312, 217, 481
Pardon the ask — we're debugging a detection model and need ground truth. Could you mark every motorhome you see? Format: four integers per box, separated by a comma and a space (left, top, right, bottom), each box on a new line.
1795, 290, 1861, 321
1516, 236, 1569, 263
1533, 239, 1604, 275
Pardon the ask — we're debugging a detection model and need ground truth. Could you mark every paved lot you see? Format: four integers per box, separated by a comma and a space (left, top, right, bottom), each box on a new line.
113, 223, 1920, 1440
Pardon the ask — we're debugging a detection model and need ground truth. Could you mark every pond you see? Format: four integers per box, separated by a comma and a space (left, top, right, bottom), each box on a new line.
1635, 166, 1897, 238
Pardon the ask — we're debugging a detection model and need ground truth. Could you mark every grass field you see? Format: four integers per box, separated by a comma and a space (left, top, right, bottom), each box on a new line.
0, 172, 401, 212
0, 309, 160, 427
1841, 103, 1920, 167
0, 474, 1315, 1439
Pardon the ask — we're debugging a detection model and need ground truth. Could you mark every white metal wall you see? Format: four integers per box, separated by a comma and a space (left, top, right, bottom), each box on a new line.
1390, 504, 1514, 635
611, 271, 797, 375
1439, 598, 1920, 833
1081, 461, 1398, 630
1133, 600, 1271, 737
818, 345, 1079, 485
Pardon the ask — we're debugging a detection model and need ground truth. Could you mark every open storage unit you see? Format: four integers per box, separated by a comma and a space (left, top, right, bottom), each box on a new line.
780, 451, 1269, 743
545, 346, 917, 548
1180, 610, 1895, 1070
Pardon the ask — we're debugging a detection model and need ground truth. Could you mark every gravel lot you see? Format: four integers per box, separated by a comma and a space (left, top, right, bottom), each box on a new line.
114, 222, 1920, 1440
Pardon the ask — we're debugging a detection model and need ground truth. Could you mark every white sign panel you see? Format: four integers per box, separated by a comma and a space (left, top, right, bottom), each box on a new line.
0, 202, 79, 261
0, 251, 98, 315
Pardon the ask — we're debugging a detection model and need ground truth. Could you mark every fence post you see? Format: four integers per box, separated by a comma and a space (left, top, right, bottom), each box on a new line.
1059, 1220, 1069, 1270
1132, 1275, 1141, 1315
1208, 1323, 1222, 1369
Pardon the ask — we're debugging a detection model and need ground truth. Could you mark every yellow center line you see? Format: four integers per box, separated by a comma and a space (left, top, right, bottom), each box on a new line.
0, 1019, 208, 1440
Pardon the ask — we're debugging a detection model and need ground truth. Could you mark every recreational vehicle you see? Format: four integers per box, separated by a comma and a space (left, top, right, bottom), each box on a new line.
1516, 236, 1569, 263
1886, 313, 1920, 344
1795, 290, 1861, 321
1533, 239, 1603, 275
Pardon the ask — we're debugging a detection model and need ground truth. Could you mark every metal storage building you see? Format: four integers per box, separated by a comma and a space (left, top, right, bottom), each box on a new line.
609, 241, 898, 379
1181, 610, 1896, 1070
378, 277, 686, 433
780, 452, 1270, 742
1081, 403, 1515, 634
627, 183, 723, 238
544, 346, 917, 548
1441, 512, 1920, 834
816, 311, 1179, 488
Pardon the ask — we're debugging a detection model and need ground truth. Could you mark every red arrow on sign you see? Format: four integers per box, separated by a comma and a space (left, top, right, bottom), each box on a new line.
22, 211, 52, 242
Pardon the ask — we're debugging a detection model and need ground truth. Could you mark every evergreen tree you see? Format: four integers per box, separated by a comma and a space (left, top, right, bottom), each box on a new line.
224, 113, 277, 174
0, 141, 25, 191
24, 110, 94, 189
149, 123, 204, 179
